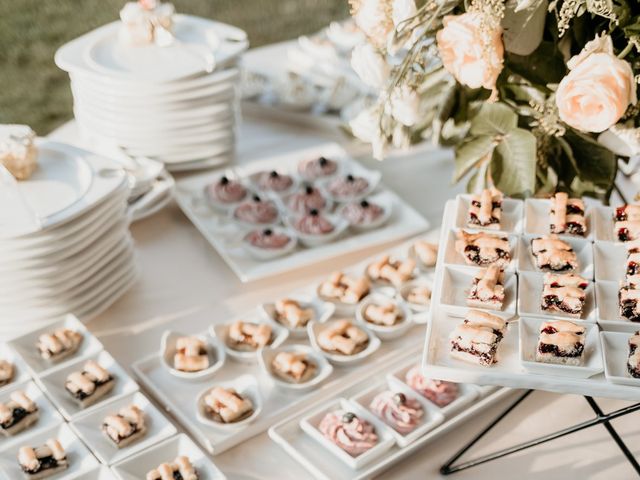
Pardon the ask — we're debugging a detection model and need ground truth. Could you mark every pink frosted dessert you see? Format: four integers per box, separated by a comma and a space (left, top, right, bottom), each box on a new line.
207, 176, 247, 204
287, 185, 327, 214
233, 195, 279, 225
257, 170, 294, 192
341, 199, 384, 225
244, 228, 291, 249
319, 410, 378, 456
405, 365, 459, 407
327, 174, 369, 200
298, 156, 338, 180
293, 209, 334, 235
370, 391, 424, 434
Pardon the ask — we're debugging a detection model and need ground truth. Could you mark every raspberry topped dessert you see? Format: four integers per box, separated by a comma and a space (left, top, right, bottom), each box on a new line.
449, 310, 507, 366
531, 235, 578, 272
467, 188, 502, 230
455, 231, 511, 268
549, 192, 586, 236
614, 204, 640, 242
535, 320, 586, 366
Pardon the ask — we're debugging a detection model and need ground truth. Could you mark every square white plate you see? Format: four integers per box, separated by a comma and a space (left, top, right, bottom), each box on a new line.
37, 351, 138, 420
0, 423, 99, 480
349, 379, 444, 448
600, 330, 640, 386
593, 242, 627, 282
595, 280, 640, 330
70, 391, 177, 465
592, 205, 616, 242
0, 381, 64, 448
299, 398, 395, 469
438, 265, 517, 319
518, 271, 596, 322
72, 465, 117, 480
519, 316, 603, 378
7, 314, 103, 375
111, 434, 225, 480
523, 198, 593, 240
442, 229, 519, 272
517, 234, 593, 279
0, 343, 31, 393
453, 195, 523, 234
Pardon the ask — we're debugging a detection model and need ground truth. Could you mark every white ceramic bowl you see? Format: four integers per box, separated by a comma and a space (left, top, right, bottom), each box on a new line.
398, 280, 433, 314
241, 226, 298, 261
307, 320, 381, 365
355, 293, 414, 340
160, 330, 226, 381
258, 344, 334, 393
285, 212, 349, 248
259, 295, 335, 338
195, 375, 262, 429
209, 321, 289, 363
202, 170, 252, 213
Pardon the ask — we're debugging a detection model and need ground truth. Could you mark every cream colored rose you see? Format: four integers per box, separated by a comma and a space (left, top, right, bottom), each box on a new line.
556, 39, 636, 133
436, 12, 504, 91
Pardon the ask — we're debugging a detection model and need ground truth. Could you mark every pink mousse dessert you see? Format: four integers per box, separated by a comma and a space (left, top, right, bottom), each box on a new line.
233, 195, 279, 225
319, 410, 378, 456
405, 365, 459, 407
207, 176, 247, 204
244, 228, 291, 250
293, 209, 334, 235
341, 199, 384, 225
370, 391, 424, 434
287, 185, 327, 214
298, 156, 338, 180
327, 174, 369, 200
258, 170, 294, 193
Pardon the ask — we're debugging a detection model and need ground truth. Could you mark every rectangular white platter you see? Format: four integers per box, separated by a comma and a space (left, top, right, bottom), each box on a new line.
422, 199, 640, 401
268, 348, 516, 480
132, 230, 440, 455
174, 142, 430, 282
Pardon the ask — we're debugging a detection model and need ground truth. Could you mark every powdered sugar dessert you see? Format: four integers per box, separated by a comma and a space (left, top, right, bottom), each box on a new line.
119, 0, 175, 46
287, 185, 327, 214
257, 170, 294, 193
244, 228, 291, 249
293, 209, 335, 235
341, 200, 385, 225
0, 124, 38, 180
206, 176, 247, 205
370, 391, 423, 434
405, 365, 460, 407
327, 174, 370, 200
233, 195, 279, 225
319, 410, 378, 456
298, 156, 338, 180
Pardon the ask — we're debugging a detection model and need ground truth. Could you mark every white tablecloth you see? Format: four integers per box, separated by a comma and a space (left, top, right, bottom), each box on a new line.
46, 43, 640, 480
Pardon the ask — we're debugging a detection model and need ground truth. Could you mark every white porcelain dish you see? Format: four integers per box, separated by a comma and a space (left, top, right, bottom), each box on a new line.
454, 195, 523, 234
593, 242, 627, 282
260, 295, 335, 338
0, 343, 31, 393
355, 293, 414, 340
160, 330, 226, 381
210, 320, 289, 363
195, 375, 262, 429
307, 321, 381, 365
398, 279, 433, 315
259, 344, 334, 393
523, 198, 593, 240
600, 330, 640, 387
595, 280, 640, 330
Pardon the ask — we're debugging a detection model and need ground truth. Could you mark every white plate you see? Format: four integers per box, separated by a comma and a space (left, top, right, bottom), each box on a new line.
0, 343, 31, 393
70, 391, 177, 465
595, 280, 640, 330
454, 195, 523, 234
260, 296, 335, 338
241, 226, 299, 261
0, 381, 64, 449
517, 234, 593, 279
73, 465, 117, 480
592, 205, 615, 242
600, 330, 640, 386
160, 330, 225, 381
438, 265, 517, 319
37, 350, 139, 420
195, 375, 262, 429
518, 271, 596, 322
355, 294, 414, 340
210, 319, 289, 364
593, 242, 627, 282
308, 321, 381, 365
0, 423, 99, 480
111, 434, 225, 480
259, 345, 334, 393
523, 198, 593, 240
442, 229, 519, 272
519, 316, 603, 378
299, 397, 395, 470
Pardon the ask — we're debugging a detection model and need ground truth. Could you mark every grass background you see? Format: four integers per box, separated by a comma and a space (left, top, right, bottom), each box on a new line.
0, 0, 348, 134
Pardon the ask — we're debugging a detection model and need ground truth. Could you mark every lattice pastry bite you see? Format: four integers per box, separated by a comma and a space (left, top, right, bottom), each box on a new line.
412, 240, 438, 268
272, 351, 316, 383
317, 320, 369, 356
614, 204, 640, 242
366, 255, 416, 286
467, 265, 505, 310
535, 320, 585, 366
619, 282, 640, 322
64, 360, 115, 408
174, 337, 209, 373
0, 390, 39, 437
0, 359, 14, 386
274, 299, 314, 329
362, 298, 404, 327
18, 438, 68, 479
549, 192, 586, 236
102, 404, 146, 448
626, 250, 640, 287
467, 188, 503, 229
455, 231, 511, 268
146, 456, 198, 480
541, 273, 588, 318
227, 321, 272, 352
405, 285, 432, 306
36, 329, 83, 363
449, 310, 506, 366
530, 235, 578, 272
318, 272, 370, 304
628, 331, 640, 378
202, 387, 254, 424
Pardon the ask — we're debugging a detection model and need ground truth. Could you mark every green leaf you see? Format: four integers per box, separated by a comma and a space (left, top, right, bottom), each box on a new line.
502, 0, 548, 55
470, 103, 518, 136
490, 128, 537, 196
506, 41, 567, 86
453, 135, 495, 182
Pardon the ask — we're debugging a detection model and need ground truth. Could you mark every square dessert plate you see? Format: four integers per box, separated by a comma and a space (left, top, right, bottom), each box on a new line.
593, 242, 627, 282
72, 465, 117, 480
442, 229, 519, 272
0, 423, 99, 480
111, 434, 225, 480
69, 391, 177, 465
517, 234, 593, 279
0, 380, 64, 449
517, 271, 596, 322
0, 342, 31, 393
438, 265, 517, 319
523, 198, 593, 240
37, 350, 139, 420
453, 195, 523, 234
595, 280, 639, 330
519, 316, 603, 378
7, 314, 103, 375
349, 379, 444, 448
592, 205, 616, 242
600, 330, 640, 387
299, 397, 395, 470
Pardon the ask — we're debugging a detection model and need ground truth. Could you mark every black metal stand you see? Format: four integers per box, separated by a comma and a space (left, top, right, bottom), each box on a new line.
440, 390, 640, 476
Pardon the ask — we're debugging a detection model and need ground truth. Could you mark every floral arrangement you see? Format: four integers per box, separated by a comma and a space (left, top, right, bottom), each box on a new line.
347, 0, 640, 200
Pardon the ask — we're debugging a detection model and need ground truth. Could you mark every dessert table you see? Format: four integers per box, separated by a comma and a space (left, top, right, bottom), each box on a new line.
44, 43, 640, 480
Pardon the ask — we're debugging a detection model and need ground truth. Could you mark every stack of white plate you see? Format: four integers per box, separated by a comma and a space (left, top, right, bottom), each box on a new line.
54, 14, 249, 172
0, 139, 136, 338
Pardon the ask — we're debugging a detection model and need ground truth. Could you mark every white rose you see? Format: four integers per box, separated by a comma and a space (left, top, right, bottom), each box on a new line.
352, 0, 393, 46
349, 105, 387, 159
390, 85, 420, 126
351, 43, 390, 89
392, 0, 417, 27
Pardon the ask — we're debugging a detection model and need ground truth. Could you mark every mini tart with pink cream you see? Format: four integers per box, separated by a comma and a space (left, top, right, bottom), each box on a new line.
257, 170, 294, 193
326, 174, 370, 201
226, 321, 273, 352
287, 185, 328, 214
318, 410, 378, 456
298, 156, 338, 180
292, 209, 335, 235
340, 199, 385, 226
369, 391, 424, 434
405, 365, 460, 407
206, 175, 247, 205
233, 195, 279, 225
244, 228, 292, 250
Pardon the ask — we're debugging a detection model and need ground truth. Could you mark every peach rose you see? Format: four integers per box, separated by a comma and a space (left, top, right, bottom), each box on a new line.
556, 36, 636, 133
436, 12, 504, 91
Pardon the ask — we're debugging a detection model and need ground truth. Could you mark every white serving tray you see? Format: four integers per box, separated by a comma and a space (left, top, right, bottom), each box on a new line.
174, 143, 429, 282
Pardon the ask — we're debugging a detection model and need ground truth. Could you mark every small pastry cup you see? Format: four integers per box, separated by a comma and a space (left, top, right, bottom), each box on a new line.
241, 226, 298, 261
202, 170, 250, 212
408, 242, 438, 272
209, 321, 289, 364
160, 330, 226, 381
260, 296, 335, 339
336, 193, 394, 232
398, 280, 433, 314
228, 193, 282, 231
319, 169, 381, 203
195, 375, 262, 430
355, 293, 414, 341
258, 344, 334, 393
277, 188, 334, 216
284, 212, 349, 248
307, 320, 381, 366
248, 170, 299, 198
